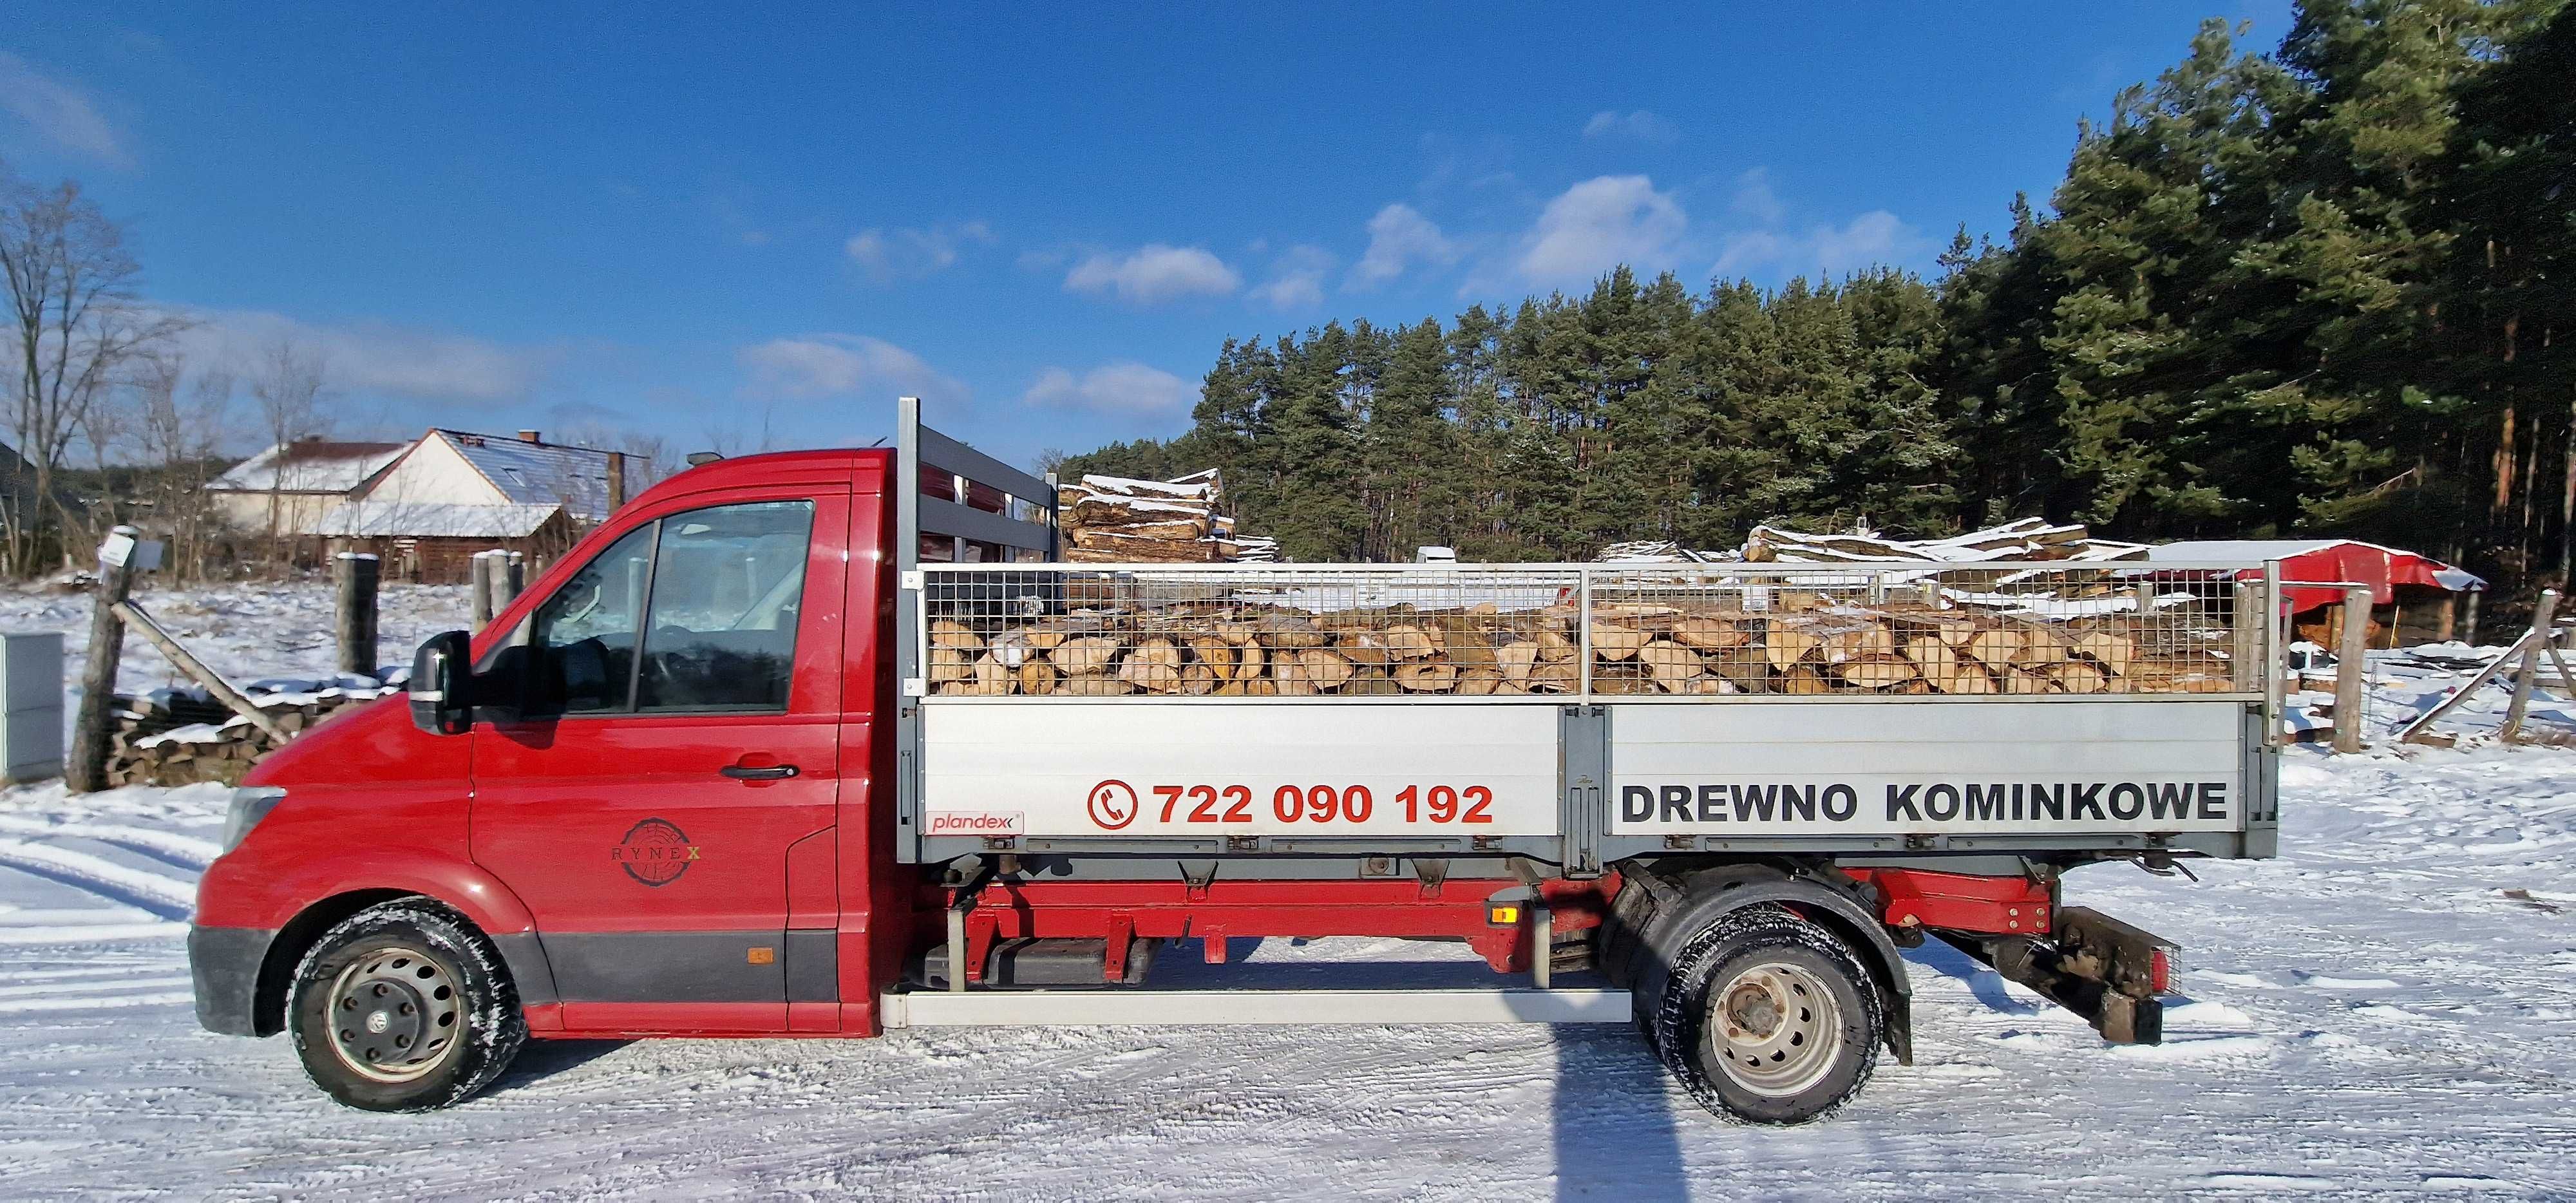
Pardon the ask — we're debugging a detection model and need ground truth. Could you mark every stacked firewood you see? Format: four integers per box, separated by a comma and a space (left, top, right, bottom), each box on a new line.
104, 681, 388, 787
927, 590, 2239, 697
1057, 471, 1260, 564
1742, 517, 2148, 566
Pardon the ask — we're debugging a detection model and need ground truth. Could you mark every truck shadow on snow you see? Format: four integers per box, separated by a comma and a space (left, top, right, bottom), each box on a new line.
1548, 1021, 1692, 1201
1902, 939, 2040, 1016
481, 1038, 632, 1097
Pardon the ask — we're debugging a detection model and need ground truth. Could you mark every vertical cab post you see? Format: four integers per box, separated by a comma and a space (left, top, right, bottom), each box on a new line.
893, 395, 1061, 863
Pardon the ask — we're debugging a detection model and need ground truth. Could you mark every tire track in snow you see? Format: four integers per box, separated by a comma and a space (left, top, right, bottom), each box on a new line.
0, 817, 220, 872
0, 840, 197, 921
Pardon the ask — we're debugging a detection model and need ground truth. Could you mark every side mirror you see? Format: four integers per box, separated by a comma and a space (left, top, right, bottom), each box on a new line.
409, 630, 473, 735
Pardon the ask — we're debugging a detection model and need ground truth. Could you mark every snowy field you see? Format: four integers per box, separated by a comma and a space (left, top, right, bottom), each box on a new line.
2, 581, 2574, 1199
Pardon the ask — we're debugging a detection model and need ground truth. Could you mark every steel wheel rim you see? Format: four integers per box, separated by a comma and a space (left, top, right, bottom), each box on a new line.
1707, 960, 1841, 1097
327, 944, 463, 1084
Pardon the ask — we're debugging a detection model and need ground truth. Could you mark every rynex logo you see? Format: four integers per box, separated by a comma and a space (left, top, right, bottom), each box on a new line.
611, 818, 701, 886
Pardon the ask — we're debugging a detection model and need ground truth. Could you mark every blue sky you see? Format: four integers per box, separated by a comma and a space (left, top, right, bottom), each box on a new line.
3, 3, 2287, 472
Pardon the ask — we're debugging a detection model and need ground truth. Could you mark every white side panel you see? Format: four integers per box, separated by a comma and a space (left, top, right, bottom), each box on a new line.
1609, 700, 2248, 836
922, 701, 1559, 837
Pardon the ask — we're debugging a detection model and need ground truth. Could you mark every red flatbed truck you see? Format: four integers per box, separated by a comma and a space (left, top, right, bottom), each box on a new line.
190, 399, 2281, 1122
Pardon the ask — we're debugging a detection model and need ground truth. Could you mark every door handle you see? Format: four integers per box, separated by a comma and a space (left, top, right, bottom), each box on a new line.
721, 764, 800, 781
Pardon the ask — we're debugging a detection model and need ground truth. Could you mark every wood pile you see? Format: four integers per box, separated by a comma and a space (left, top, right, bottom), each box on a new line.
1057, 470, 1274, 564
104, 679, 388, 787
928, 587, 2240, 698
1741, 517, 2148, 567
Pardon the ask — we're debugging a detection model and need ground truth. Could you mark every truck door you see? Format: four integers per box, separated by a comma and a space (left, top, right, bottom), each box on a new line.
469, 489, 848, 1032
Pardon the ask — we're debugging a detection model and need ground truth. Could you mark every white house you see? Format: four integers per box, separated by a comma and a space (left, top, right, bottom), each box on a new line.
203, 437, 412, 536
309, 429, 639, 581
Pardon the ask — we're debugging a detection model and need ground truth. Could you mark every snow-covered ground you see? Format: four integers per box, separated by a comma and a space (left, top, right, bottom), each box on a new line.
2, 582, 2574, 1198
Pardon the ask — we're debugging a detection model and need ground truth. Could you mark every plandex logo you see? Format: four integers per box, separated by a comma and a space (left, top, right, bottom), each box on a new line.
1086, 779, 1139, 830
611, 818, 701, 887
926, 811, 1025, 837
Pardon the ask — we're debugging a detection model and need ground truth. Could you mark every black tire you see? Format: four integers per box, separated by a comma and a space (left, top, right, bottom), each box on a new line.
287, 901, 527, 1112
1651, 907, 1881, 1125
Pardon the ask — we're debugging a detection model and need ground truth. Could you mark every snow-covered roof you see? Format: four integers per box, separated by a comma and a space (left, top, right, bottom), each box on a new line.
435, 430, 629, 521
207, 439, 412, 495
310, 500, 564, 539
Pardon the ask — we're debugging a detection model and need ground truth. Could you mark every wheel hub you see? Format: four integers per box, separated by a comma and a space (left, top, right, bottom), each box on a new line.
327, 946, 462, 1084
1707, 961, 1842, 1098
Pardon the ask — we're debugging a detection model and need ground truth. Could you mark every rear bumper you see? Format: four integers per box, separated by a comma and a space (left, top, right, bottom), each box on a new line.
188, 925, 276, 1037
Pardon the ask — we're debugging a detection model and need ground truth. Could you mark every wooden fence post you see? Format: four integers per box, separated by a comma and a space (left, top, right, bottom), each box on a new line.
2333, 586, 2371, 753
468, 550, 498, 629
2461, 590, 2483, 646
503, 550, 526, 606
335, 551, 381, 677
67, 527, 143, 793
2503, 589, 2561, 743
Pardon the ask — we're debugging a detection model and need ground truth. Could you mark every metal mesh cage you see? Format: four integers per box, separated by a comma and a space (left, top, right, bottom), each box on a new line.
914, 562, 2266, 700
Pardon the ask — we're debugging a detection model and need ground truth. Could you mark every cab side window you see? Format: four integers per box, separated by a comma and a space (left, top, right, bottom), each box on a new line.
634, 500, 815, 712
524, 523, 656, 714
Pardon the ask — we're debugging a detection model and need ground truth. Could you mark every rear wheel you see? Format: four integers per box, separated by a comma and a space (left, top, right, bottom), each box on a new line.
288, 901, 526, 1111
1652, 907, 1880, 1124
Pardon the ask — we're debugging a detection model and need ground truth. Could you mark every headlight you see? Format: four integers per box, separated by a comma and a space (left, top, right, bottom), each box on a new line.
220, 787, 287, 854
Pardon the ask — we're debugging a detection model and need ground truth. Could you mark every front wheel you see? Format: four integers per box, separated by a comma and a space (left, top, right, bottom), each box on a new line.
1652, 907, 1881, 1124
287, 901, 527, 1111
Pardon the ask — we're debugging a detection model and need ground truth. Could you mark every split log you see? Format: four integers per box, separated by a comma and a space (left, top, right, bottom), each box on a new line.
1456, 668, 1504, 696
1180, 661, 1221, 695
2072, 629, 2136, 673
1903, 635, 1995, 694
1339, 630, 1397, 667
1834, 654, 1918, 690
1385, 625, 1439, 659
1764, 624, 1824, 670
1272, 658, 1317, 696
1296, 649, 1355, 691
1591, 623, 1648, 661
1023, 624, 1075, 651
930, 620, 983, 654
1536, 627, 1578, 661
1188, 636, 1238, 681
2047, 661, 2110, 694
1672, 617, 1751, 650
1119, 639, 1186, 692
929, 647, 972, 684
2000, 667, 2056, 694
1497, 640, 1540, 684
1396, 661, 1459, 692
1528, 659, 1579, 693
1257, 616, 1329, 649
1344, 667, 1401, 696
1638, 640, 1705, 692
1819, 623, 1897, 663
1017, 659, 1059, 695
1054, 636, 1119, 676
961, 655, 1011, 696
1964, 627, 2023, 668
1781, 665, 1833, 694
2011, 623, 2072, 667
1059, 674, 1134, 696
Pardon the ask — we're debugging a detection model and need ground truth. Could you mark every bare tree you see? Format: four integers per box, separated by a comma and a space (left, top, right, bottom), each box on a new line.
128, 355, 231, 579
245, 336, 332, 565
0, 167, 187, 573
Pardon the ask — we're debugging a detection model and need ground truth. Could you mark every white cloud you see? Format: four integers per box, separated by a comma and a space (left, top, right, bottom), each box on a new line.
1729, 167, 1786, 225
1063, 244, 1240, 304
1516, 175, 1687, 286
168, 308, 545, 402
1024, 361, 1197, 414
844, 221, 996, 282
1252, 245, 1334, 310
1707, 211, 1925, 281
1347, 204, 1457, 290
0, 52, 126, 165
737, 334, 968, 406
1808, 211, 1916, 278
1580, 109, 1678, 144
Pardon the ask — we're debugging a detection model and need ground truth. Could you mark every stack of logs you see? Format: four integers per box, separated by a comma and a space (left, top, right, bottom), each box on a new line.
927, 593, 2237, 697
1057, 471, 1245, 564
104, 681, 387, 787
